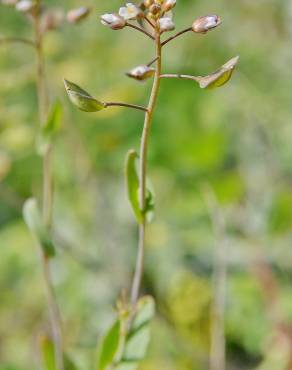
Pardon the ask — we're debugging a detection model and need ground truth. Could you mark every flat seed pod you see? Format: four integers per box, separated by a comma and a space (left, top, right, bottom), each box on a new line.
64, 79, 105, 112
196, 56, 239, 89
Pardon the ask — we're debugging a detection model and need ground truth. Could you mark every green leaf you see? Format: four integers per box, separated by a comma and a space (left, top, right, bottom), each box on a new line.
125, 151, 155, 224
125, 150, 143, 224
39, 336, 78, 370
64, 79, 105, 112
97, 319, 121, 370
23, 198, 55, 257
38, 100, 63, 155
96, 297, 155, 370
196, 56, 239, 89
43, 100, 63, 136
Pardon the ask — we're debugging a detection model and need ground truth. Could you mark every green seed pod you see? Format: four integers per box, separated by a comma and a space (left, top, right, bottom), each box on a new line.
197, 56, 239, 89
64, 79, 105, 112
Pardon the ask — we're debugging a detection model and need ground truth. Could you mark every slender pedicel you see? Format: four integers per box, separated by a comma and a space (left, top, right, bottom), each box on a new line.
105, 102, 148, 112
161, 27, 192, 46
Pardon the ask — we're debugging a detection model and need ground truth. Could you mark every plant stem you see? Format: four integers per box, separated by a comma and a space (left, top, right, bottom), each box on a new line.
34, 4, 64, 370
161, 27, 192, 46
130, 31, 162, 306
105, 102, 148, 112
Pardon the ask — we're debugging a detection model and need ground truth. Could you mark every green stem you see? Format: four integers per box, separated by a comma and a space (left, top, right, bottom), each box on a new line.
34, 4, 64, 370
130, 32, 162, 306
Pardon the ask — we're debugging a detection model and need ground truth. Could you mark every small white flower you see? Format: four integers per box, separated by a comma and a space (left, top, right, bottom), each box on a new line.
119, 3, 141, 20
158, 16, 175, 32
126, 65, 155, 81
101, 13, 126, 30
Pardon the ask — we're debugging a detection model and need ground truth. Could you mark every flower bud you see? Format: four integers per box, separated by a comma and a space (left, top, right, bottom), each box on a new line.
126, 65, 155, 81
101, 13, 126, 30
192, 15, 221, 34
149, 3, 161, 15
162, 0, 176, 12
64, 79, 105, 112
158, 16, 175, 32
143, 0, 154, 8
66, 7, 91, 24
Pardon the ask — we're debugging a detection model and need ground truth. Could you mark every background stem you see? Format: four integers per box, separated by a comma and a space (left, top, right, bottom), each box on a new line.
204, 187, 226, 370
130, 32, 162, 306
0, 36, 35, 46
34, 4, 64, 370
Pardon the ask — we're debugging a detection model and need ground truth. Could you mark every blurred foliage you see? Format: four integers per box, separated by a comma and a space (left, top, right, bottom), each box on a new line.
2, 0, 292, 369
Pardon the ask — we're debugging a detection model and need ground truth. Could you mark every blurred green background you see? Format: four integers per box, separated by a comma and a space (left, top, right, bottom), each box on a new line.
2, 0, 292, 369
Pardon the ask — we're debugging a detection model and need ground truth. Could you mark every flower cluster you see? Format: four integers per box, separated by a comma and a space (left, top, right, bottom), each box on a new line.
101, 1, 176, 33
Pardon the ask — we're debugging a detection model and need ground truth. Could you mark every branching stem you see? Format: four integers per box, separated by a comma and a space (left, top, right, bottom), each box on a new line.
126, 23, 155, 40
130, 31, 162, 306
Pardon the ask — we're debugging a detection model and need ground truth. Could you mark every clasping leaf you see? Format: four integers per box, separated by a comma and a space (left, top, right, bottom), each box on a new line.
23, 198, 55, 257
125, 150, 155, 224
38, 100, 63, 155
125, 150, 142, 223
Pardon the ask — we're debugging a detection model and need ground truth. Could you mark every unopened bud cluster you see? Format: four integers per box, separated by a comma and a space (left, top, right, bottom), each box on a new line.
101, 1, 176, 33
100, 1, 223, 36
